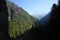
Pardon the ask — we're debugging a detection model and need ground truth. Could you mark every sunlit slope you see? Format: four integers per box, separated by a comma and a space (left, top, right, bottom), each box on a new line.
7, 1, 37, 38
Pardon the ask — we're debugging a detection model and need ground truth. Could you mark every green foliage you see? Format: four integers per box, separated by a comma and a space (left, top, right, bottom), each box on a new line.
7, 1, 36, 38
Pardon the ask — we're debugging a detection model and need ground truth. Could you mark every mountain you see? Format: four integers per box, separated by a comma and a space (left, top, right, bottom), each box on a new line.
39, 13, 51, 26
28, 2, 60, 40
31, 13, 47, 20
7, 1, 37, 38
31, 14, 42, 19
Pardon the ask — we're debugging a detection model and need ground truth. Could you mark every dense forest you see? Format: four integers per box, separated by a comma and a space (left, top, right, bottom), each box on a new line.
0, 0, 60, 40
7, 1, 37, 38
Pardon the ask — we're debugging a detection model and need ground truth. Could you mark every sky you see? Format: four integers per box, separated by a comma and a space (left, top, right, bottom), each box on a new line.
9, 0, 58, 19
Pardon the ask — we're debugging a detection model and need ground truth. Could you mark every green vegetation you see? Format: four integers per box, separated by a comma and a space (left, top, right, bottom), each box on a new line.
7, 1, 36, 38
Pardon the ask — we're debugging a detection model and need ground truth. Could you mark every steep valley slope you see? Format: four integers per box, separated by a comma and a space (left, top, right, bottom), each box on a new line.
7, 1, 37, 38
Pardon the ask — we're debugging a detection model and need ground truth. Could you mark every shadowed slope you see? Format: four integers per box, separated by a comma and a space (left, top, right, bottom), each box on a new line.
0, 0, 10, 40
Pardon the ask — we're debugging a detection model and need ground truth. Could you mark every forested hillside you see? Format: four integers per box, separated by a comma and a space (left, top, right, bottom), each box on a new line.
7, 1, 37, 38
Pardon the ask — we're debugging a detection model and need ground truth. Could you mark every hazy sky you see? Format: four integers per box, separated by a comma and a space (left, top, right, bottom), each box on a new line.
9, 0, 58, 18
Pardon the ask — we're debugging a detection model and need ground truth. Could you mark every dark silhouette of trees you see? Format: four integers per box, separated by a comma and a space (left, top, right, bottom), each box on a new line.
0, 0, 10, 40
